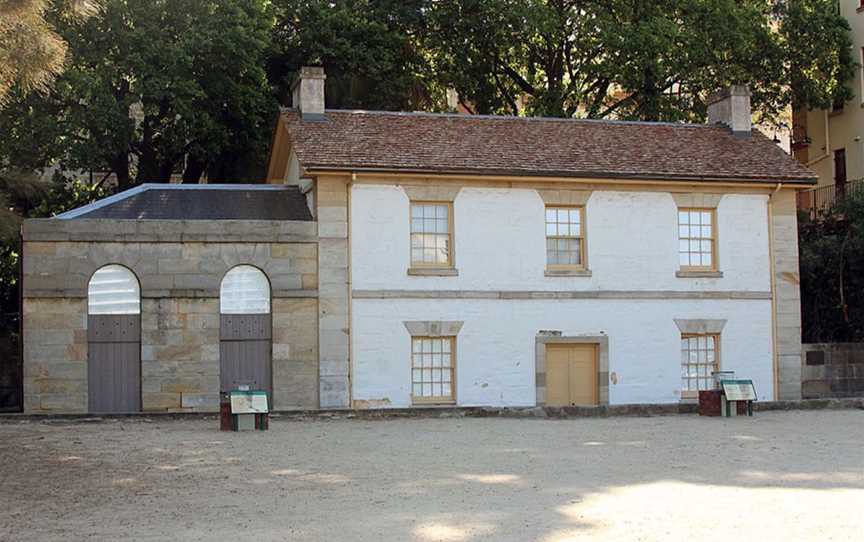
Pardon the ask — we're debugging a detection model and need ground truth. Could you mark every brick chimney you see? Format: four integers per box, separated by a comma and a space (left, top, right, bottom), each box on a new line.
706, 85, 751, 137
292, 66, 326, 120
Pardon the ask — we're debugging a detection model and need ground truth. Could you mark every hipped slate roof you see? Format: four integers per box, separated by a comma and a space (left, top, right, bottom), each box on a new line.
56, 184, 313, 221
281, 109, 816, 184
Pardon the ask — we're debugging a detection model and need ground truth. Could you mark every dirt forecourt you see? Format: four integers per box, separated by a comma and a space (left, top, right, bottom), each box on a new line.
1, 410, 862, 541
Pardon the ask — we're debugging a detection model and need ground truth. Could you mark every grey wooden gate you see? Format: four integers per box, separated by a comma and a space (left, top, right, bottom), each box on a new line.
220, 314, 272, 396
88, 314, 141, 413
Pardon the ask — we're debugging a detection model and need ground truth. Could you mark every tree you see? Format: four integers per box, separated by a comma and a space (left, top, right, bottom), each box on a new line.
425, 0, 853, 123
775, 0, 855, 111
0, 0, 278, 189
269, 0, 441, 111
0, 0, 99, 105
800, 194, 864, 342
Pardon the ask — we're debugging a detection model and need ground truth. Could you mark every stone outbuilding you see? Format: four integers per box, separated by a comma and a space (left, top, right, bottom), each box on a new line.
22, 184, 320, 413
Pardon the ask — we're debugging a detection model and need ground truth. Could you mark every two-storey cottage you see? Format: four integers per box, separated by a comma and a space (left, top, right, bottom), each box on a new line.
20, 67, 815, 413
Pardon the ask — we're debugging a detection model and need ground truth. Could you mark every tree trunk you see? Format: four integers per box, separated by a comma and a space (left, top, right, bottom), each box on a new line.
182, 155, 207, 184
109, 154, 132, 191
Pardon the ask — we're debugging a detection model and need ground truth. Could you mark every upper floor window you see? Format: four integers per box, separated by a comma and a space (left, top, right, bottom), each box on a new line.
678, 209, 716, 271
546, 206, 585, 268
410, 202, 452, 267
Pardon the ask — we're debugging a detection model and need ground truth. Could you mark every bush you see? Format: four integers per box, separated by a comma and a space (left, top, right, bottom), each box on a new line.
799, 193, 864, 342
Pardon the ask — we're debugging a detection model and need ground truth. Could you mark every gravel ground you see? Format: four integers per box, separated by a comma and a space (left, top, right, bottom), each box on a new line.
0, 410, 862, 541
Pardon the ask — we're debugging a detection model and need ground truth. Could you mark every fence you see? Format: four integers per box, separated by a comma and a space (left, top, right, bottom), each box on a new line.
797, 178, 864, 218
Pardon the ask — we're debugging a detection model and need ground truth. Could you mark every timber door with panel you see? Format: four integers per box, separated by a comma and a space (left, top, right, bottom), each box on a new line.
545, 344, 598, 406
219, 314, 272, 396
87, 265, 141, 413
219, 265, 273, 400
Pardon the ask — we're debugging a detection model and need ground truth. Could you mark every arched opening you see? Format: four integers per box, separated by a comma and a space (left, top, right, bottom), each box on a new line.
219, 265, 273, 400
87, 264, 141, 413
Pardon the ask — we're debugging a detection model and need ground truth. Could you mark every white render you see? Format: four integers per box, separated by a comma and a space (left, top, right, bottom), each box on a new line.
351, 185, 770, 292
353, 298, 773, 407
350, 184, 775, 407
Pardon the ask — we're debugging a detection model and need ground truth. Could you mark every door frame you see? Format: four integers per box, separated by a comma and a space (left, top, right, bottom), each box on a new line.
535, 334, 609, 406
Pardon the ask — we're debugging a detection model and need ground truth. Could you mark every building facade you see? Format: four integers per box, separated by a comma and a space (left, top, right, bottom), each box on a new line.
21, 68, 814, 413
793, 1, 864, 210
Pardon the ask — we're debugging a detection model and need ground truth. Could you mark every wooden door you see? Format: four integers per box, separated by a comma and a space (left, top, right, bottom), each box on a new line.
220, 314, 272, 396
835, 149, 847, 198
545, 344, 597, 406
88, 314, 141, 413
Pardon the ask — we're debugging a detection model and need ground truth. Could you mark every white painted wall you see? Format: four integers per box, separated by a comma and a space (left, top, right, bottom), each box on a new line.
350, 184, 775, 407
351, 185, 771, 292
352, 298, 773, 407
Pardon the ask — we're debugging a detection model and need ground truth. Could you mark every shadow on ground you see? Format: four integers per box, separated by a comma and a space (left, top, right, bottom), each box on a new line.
1, 410, 862, 541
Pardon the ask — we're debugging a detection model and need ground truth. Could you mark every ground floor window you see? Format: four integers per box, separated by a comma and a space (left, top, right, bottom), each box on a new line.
411, 337, 455, 404
681, 334, 719, 398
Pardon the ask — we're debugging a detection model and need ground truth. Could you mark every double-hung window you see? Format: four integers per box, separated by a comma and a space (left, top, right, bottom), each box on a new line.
681, 334, 719, 398
410, 202, 453, 268
678, 208, 716, 271
545, 206, 585, 269
411, 337, 455, 404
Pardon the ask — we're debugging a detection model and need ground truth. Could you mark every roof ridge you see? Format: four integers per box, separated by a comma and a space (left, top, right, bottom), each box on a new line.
311, 108, 718, 129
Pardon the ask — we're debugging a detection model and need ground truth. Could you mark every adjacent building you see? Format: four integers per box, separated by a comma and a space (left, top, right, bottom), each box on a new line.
21, 68, 815, 413
793, 1, 864, 212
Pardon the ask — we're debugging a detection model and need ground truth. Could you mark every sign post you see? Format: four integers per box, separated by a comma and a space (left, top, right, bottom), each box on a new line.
720, 380, 757, 417
227, 390, 269, 431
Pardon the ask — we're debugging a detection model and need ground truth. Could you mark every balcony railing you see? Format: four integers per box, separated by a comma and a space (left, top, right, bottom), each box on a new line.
797, 178, 864, 217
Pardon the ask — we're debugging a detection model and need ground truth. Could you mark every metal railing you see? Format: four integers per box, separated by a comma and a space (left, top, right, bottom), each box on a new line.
797, 178, 864, 217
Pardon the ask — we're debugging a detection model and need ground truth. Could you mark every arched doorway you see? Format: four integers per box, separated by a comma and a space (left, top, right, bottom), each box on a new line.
87, 264, 141, 413
219, 265, 272, 399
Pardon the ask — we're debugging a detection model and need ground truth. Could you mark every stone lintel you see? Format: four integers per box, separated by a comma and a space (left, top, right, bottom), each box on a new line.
403, 321, 464, 337
673, 318, 727, 335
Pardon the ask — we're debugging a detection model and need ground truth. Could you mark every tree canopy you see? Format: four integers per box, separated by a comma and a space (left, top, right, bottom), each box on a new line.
269, 0, 438, 111
0, 0, 277, 189
424, 0, 853, 121
0, 0, 100, 105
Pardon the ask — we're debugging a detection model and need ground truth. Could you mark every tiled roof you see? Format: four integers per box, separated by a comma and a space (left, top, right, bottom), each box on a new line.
56, 184, 313, 221
281, 109, 816, 184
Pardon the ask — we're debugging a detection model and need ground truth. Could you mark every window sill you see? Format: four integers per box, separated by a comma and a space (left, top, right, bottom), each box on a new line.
411, 399, 457, 407
408, 267, 459, 277
545, 268, 592, 277
676, 270, 723, 279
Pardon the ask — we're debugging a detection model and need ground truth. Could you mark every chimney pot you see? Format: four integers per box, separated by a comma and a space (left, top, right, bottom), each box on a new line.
292, 66, 326, 120
707, 85, 751, 137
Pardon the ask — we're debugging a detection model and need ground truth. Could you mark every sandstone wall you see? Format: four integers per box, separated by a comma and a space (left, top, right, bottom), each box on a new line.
21, 219, 318, 413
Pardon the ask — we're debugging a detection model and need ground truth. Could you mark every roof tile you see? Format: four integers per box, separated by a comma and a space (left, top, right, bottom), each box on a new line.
282, 110, 815, 184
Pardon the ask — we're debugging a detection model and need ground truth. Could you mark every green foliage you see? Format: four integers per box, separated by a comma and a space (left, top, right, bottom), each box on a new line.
0, 0, 278, 188
425, 0, 854, 122
0, 173, 106, 315
0, 0, 100, 105
270, 0, 443, 111
775, 0, 855, 111
799, 194, 864, 342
